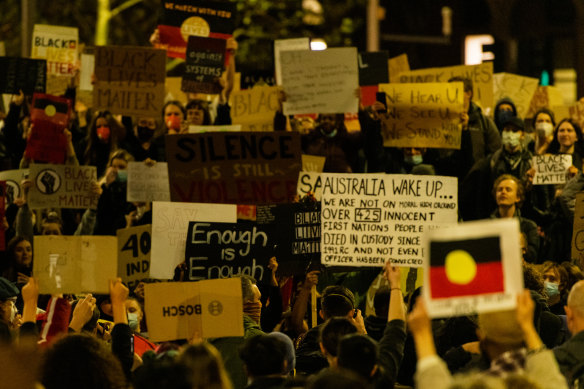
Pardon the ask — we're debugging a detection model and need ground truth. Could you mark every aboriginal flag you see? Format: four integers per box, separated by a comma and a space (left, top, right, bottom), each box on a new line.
429, 237, 504, 299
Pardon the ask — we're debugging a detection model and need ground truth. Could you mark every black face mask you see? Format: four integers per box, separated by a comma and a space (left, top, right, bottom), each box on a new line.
137, 126, 154, 142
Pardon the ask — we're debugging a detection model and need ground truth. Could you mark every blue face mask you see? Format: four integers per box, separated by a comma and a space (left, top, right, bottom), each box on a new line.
404, 154, 423, 165
497, 110, 514, 125
116, 170, 128, 183
545, 281, 560, 298
127, 312, 139, 331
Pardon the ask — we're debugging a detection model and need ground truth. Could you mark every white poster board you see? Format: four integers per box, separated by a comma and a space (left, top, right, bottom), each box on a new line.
532, 154, 572, 185
127, 162, 171, 202
297, 172, 322, 200
188, 124, 242, 133
274, 38, 310, 85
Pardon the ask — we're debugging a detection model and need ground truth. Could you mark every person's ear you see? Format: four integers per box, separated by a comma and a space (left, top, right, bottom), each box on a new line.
282, 360, 288, 375
319, 310, 325, 320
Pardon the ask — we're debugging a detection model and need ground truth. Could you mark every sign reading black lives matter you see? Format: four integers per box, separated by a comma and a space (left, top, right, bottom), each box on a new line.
185, 221, 272, 283
321, 173, 458, 268
182, 36, 225, 94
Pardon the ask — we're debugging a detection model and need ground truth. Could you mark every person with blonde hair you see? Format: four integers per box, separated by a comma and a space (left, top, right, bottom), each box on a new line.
178, 342, 232, 389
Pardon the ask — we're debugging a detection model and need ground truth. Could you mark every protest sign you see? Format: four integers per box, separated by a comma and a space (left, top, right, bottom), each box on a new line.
527, 86, 564, 119
158, 0, 236, 59
28, 164, 98, 210
33, 235, 117, 294
0, 57, 46, 94
24, 93, 71, 164
0, 182, 5, 250
492, 73, 538, 118
117, 225, 151, 288
396, 62, 494, 112
570, 99, 584, 131
571, 193, 584, 264
186, 221, 272, 282
93, 46, 166, 117
127, 162, 170, 202
378, 82, 464, 149
321, 173, 458, 267
144, 278, 243, 342
166, 132, 302, 204
0, 169, 28, 205
388, 53, 410, 83
297, 172, 322, 200
302, 155, 326, 172
31, 24, 78, 77
231, 86, 280, 132
150, 201, 236, 279
182, 36, 226, 94
423, 219, 524, 318
79, 52, 94, 91
532, 154, 572, 185
241, 70, 276, 90
358, 51, 389, 86
188, 124, 241, 133
274, 38, 310, 85
281, 47, 359, 115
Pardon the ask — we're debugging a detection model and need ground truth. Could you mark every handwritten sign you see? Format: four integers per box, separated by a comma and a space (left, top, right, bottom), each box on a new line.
527, 86, 564, 118
241, 70, 276, 90
281, 47, 359, 115
0, 57, 46, 94
396, 62, 494, 112
297, 172, 322, 200
533, 154, 572, 185
158, 0, 236, 59
302, 155, 326, 172
33, 235, 117, 294
423, 219, 523, 318
144, 278, 243, 342
117, 225, 151, 288
493, 73, 538, 118
31, 24, 78, 76
0, 169, 28, 205
378, 82, 464, 149
571, 193, 584, 264
127, 162, 171, 202
182, 36, 225, 94
388, 53, 410, 83
274, 38, 310, 85
166, 132, 302, 204
93, 46, 166, 116
150, 201, 236, 279
28, 164, 98, 210
358, 51, 389, 86
321, 173, 458, 267
188, 124, 241, 133
231, 86, 280, 132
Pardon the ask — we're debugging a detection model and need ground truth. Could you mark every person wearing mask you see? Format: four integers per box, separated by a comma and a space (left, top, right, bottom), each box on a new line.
120, 116, 159, 162
493, 97, 518, 133
541, 261, 569, 315
533, 108, 557, 155
83, 111, 123, 177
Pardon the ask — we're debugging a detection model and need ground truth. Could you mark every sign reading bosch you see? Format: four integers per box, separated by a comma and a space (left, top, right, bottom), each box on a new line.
162, 304, 202, 317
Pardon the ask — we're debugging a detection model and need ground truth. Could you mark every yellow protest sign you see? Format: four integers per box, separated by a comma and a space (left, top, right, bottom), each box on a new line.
301, 154, 326, 172
527, 85, 565, 118
388, 53, 410, 83
378, 82, 464, 149
493, 73, 539, 118
231, 86, 280, 131
31, 24, 78, 77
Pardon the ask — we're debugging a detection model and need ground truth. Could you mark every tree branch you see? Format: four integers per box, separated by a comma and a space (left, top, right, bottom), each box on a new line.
110, 0, 143, 18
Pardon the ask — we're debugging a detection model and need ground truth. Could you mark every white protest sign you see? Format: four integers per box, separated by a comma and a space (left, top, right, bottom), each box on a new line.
127, 162, 171, 202
532, 154, 572, 185
150, 201, 237, 279
31, 24, 78, 76
423, 219, 524, 318
281, 47, 359, 115
188, 124, 242, 133
297, 172, 322, 201
274, 38, 310, 85
28, 164, 98, 210
33, 235, 117, 294
321, 173, 458, 267
0, 169, 28, 205
117, 224, 151, 288
79, 53, 94, 91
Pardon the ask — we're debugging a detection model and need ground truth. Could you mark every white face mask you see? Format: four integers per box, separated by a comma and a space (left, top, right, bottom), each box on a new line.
536, 122, 554, 137
502, 131, 522, 148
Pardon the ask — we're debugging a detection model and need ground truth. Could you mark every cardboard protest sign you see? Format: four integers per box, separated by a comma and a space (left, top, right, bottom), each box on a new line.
571, 193, 584, 264
144, 278, 243, 342
423, 219, 524, 318
231, 86, 280, 132
165, 77, 189, 102
358, 51, 389, 86
570, 100, 584, 131
527, 86, 564, 119
274, 38, 310, 85
31, 24, 78, 77
186, 221, 272, 282
150, 201, 237, 279
0, 181, 5, 250
188, 124, 241, 133
0, 57, 46, 94
182, 36, 226, 94
166, 132, 302, 204
93, 46, 166, 117
158, 0, 236, 59
378, 82, 464, 149
127, 162, 170, 202
297, 172, 322, 200
117, 225, 151, 288
493, 73, 538, 119
24, 93, 71, 164
532, 154, 572, 185
241, 70, 276, 90
33, 235, 117, 294
388, 53, 410, 83
321, 173, 457, 267
28, 164, 98, 210
396, 62, 494, 112
302, 155, 326, 172
0, 169, 28, 205
281, 48, 359, 115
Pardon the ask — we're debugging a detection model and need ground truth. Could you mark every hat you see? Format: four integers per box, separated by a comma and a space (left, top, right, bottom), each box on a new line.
478, 309, 524, 346
504, 116, 525, 131
0, 277, 19, 299
267, 332, 295, 374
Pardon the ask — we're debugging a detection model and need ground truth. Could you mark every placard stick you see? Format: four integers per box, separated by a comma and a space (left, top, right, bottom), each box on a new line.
311, 285, 317, 328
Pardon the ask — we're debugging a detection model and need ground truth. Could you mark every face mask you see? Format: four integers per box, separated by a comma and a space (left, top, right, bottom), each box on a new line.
166, 115, 181, 131
116, 170, 128, 183
502, 131, 521, 148
96, 126, 111, 142
243, 301, 262, 324
497, 110, 514, 125
137, 126, 154, 142
545, 281, 560, 298
127, 312, 139, 331
404, 154, 423, 165
536, 122, 554, 137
